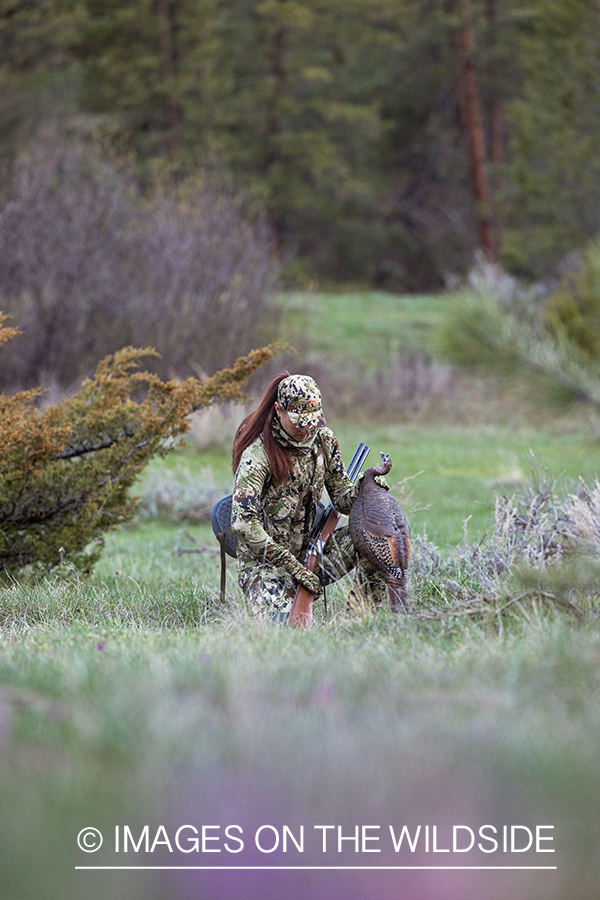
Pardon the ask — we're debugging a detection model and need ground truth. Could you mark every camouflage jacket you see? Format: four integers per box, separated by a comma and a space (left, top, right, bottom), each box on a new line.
231, 419, 358, 571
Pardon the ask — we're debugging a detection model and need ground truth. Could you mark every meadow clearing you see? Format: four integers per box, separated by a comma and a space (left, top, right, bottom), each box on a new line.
2, 292, 600, 900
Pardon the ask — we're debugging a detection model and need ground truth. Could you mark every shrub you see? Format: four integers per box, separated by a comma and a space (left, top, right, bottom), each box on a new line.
0, 316, 279, 575
409, 463, 600, 624
436, 267, 600, 420
0, 136, 280, 390
545, 241, 600, 359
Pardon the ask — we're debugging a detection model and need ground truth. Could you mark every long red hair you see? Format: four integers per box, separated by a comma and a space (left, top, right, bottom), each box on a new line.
232, 371, 296, 485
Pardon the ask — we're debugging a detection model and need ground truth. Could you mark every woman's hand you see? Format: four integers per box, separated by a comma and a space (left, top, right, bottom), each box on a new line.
295, 566, 322, 596
281, 549, 322, 596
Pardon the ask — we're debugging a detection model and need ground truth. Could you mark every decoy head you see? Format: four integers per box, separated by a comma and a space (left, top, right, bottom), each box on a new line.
377, 452, 393, 475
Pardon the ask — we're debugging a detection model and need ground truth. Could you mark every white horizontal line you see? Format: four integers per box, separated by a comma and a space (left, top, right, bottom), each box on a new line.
75, 866, 558, 871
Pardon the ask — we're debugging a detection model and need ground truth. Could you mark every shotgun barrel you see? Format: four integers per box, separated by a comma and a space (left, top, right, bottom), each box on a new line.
289, 442, 370, 628
311, 442, 370, 540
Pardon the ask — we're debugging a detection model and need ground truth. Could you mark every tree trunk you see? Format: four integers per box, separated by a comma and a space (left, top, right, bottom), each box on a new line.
486, 0, 503, 256
449, 0, 495, 260
487, 0, 503, 174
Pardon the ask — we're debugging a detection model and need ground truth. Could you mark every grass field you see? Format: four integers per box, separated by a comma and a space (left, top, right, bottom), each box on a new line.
2, 291, 600, 900
284, 291, 448, 363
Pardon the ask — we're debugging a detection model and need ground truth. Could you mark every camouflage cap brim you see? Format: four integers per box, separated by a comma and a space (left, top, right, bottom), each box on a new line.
287, 409, 326, 428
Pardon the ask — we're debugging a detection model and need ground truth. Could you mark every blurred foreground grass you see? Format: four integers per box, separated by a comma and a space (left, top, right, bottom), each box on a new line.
1, 571, 600, 899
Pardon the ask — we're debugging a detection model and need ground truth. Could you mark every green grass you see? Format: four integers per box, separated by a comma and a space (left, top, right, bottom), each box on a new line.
1, 568, 600, 898
284, 290, 447, 365
4, 289, 600, 899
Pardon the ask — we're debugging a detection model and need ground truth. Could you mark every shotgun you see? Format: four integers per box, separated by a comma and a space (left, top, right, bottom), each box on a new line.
287, 442, 370, 628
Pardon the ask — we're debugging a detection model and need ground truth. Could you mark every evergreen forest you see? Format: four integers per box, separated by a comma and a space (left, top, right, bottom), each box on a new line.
3, 0, 600, 289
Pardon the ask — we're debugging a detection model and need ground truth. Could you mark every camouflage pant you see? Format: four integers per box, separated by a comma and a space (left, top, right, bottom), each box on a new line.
237, 525, 387, 622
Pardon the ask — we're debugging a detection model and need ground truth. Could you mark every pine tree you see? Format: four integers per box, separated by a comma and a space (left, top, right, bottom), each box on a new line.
0, 315, 280, 575
5, 0, 598, 287
0, 0, 83, 165
502, 0, 600, 276
75, 0, 411, 279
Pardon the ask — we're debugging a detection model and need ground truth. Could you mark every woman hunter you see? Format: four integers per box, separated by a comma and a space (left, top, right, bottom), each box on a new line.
230, 372, 386, 621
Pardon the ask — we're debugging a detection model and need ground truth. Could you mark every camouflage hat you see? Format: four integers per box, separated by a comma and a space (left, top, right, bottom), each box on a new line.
277, 375, 324, 428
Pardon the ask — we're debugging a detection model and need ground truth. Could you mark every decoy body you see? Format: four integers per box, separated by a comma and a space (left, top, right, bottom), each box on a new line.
349, 452, 410, 612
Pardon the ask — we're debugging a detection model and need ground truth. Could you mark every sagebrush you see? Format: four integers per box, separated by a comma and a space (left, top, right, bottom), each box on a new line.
0, 136, 280, 389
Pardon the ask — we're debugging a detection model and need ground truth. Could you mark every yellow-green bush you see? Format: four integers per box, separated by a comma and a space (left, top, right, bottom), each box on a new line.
545, 241, 600, 358
0, 316, 278, 575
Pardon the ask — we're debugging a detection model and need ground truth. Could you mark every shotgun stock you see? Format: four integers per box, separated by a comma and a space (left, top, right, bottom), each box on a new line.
288, 442, 370, 628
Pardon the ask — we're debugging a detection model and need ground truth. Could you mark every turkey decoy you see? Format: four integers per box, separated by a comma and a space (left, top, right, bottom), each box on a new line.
349, 452, 410, 612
